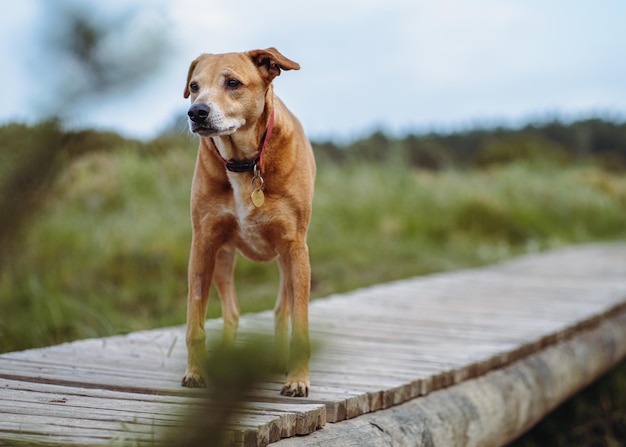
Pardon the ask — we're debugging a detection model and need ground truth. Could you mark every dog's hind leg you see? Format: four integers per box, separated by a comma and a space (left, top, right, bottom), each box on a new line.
274, 256, 292, 374
278, 241, 311, 397
213, 247, 240, 345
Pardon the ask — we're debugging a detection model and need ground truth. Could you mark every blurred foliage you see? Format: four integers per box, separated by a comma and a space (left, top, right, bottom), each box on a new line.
166, 335, 277, 447
36, 0, 170, 116
0, 121, 141, 270
1, 0, 169, 268
0, 0, 171, 343
314, 118, 626, 171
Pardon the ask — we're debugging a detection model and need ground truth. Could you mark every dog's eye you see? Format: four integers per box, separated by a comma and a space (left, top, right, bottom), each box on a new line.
226, 79, 242, 89
189, 82, 199, 93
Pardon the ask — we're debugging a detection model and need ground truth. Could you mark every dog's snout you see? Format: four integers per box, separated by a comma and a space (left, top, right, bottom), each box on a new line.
188, 103, 210, 124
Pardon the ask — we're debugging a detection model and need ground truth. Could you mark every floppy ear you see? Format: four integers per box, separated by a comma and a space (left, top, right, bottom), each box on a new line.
247, 47, 300, 82
183, 57, 200, 98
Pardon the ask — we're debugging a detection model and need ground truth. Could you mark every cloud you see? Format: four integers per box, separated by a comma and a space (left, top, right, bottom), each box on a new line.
2, 0, 626, 139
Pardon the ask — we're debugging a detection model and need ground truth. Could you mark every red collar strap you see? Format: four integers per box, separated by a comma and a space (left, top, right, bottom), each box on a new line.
210, 109, 275, 173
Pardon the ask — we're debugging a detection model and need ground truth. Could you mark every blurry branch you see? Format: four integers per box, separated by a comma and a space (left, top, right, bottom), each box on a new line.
167, 334, 278, 447
0, 2, 169, 269
39, 1, 171, 114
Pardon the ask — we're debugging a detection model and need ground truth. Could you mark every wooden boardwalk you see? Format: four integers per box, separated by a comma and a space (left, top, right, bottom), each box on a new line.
1, 243, 625, 446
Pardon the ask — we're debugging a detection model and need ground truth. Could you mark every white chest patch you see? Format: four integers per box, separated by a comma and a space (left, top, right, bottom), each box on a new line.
229, 175, 276, 260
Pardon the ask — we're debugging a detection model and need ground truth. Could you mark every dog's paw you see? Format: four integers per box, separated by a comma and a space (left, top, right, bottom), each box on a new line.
280, 380, 309, 397
181, 371, 208, 388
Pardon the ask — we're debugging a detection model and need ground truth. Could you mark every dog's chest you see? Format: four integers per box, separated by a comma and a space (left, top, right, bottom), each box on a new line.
228, 177, 278, 260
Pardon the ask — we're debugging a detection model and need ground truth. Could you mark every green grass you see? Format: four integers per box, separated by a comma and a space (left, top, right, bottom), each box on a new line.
1, 147, 626, 352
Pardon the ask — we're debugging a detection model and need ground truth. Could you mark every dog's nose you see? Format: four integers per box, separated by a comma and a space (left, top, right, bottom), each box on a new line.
188, 103, 210, 124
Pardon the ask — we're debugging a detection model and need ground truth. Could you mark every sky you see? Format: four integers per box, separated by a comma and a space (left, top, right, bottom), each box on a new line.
1, 0, 626, 142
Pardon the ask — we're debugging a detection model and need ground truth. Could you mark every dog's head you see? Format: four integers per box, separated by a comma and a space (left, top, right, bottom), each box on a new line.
184, 48, 299, 137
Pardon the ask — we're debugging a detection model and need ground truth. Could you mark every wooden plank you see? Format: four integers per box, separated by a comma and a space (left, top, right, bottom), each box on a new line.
0, 243, 624, 446
245, 402, 325, 437
0, 380, 326, 446
245, 384, 366, 423
272, 309, 626, 446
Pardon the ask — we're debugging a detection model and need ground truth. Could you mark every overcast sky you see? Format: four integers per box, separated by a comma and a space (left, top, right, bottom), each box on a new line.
2, 0, 626, 141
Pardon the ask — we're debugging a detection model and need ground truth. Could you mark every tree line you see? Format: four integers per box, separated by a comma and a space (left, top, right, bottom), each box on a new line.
312, 118, 626, 171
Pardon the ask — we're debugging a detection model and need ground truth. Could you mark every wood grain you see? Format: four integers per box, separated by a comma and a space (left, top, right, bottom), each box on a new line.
0, 243, 624, 445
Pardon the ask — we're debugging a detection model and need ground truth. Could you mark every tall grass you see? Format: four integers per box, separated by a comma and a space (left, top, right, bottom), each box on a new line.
1, 143, 625, 353
311, 161, 626, 292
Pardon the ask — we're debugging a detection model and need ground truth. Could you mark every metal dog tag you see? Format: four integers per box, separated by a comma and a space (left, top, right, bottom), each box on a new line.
251, 189, 265, 208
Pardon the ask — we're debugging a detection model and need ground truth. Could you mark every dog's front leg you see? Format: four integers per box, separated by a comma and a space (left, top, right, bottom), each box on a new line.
279, 241, 311, 397
182, 242, 216, 388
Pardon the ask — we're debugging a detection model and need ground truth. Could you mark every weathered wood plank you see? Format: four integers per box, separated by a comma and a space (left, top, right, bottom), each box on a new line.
0, 243, 624, 446
0, 377, 326, 445
273, 309, 626, 446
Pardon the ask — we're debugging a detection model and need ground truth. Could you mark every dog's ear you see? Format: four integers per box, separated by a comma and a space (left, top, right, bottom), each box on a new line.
248, 48, 300, 82
184, 57, 200, 98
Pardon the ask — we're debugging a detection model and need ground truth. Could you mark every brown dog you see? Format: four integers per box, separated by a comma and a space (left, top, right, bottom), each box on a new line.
181, 48, 315, 397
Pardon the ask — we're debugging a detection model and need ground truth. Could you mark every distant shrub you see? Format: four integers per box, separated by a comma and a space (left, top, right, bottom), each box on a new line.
455, 197, 530, 244
474, 135, 571, 168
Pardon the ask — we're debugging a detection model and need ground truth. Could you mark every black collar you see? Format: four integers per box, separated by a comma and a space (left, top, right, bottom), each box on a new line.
209, 109, 275, 173
224, 158, 259, 173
